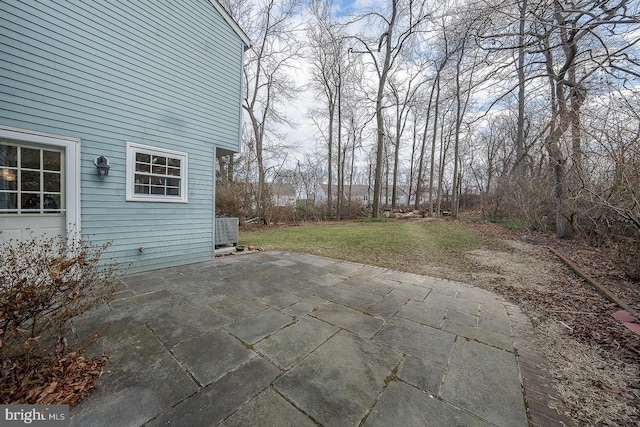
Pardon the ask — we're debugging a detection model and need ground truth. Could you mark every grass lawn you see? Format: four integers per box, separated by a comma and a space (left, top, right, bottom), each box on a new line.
239, 219, 493, 275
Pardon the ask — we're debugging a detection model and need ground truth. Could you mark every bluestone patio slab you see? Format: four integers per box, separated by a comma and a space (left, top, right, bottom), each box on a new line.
388, 283, 431, 301
217, 281, 271, 301
425, 292, 480, 315
377, 270, 432, 288
429, 283, 460, 296
274, 330, 402, 426
478, 302, 513, 335
217, 299, 269, 320
287, 253, 335, 267
224, 307, 294, 344
397, 354, 449, 395
108, 289, 186, 314
175, 285, 238, 307
329, 260, 365, 276
270, 259, 298, 267
311, 302, 384, 338
118, 276, 169, 295
363, 381, 492, 427
255, 316, 339, 369
276, 279, 317, 298
356, 277, 399, 296
373, 316, 456, 360
445, 308, 479, 327
257, 291, 302, 309
147, 357, 281, 427
341, 265, 385, 283
70, 324, 198, 427
396, 299, 447, 328
218, 388, 317, 427
171, 329, 255, 386
441, 319, 513, 351
281, 295, 329, 317
208, 294, 243, 311
441, 339, 528, 426
109, 288, 136, 301
145, 304, 230, 347
366, 292, 410, 319
313, 283, 383, 311
309, 272, 346, 286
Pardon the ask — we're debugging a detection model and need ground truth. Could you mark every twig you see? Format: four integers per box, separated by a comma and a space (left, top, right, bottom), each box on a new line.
546, 310, 596, 315
559, 321, 574, 331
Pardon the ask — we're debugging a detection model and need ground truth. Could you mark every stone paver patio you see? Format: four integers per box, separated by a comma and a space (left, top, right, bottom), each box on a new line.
69, 251, 568, 426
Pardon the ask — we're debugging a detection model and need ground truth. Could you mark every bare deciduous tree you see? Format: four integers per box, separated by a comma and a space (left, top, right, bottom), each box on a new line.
348, 0, 432, 217
222, 0, 304, 220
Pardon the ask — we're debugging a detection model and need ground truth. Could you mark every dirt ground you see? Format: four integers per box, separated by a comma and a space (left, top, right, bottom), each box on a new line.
430, 221, 640, 426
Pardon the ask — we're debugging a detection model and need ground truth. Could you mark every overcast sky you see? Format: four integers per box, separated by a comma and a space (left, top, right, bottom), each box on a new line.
275, 0, 383, 167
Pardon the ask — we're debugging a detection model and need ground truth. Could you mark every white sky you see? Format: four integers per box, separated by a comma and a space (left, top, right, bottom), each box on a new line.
274, 0, 386, 168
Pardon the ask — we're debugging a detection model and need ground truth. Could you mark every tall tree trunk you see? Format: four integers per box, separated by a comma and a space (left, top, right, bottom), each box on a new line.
336, 74, 343, 220
408, 113, 418, 206
326, 100, 334, 218
514, 0, 527, 174
372, 2, 397, 217
385, 140, 390, 207
429, 73, 442, 216
436, 127, 449, 216
452, 50, 464, 218
348, 117, 357, 207
391, 112, 401, 209
414, 79, 436, 211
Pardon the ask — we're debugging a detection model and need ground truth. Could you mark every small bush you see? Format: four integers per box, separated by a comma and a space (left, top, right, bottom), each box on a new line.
492, 175, 554, 232
0, 232, 120, 405
216, 181, 247, 219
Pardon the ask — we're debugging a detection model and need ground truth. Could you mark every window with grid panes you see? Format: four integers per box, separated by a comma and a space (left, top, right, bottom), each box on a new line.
126, 142, 187, 203
0, 141, 64, 214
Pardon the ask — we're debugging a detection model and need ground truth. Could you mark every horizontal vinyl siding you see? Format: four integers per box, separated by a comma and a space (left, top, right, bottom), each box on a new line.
0, 0, 245, 272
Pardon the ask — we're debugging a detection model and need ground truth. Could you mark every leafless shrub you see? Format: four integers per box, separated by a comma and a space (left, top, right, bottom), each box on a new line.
493, 174, 554, 231
0, 232, 120, 403
263, 205, 296, 224
293, 202, 324, 222
216, 181, 247, 219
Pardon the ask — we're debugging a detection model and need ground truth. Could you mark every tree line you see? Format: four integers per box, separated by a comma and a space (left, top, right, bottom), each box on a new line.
216, 0, 640, 273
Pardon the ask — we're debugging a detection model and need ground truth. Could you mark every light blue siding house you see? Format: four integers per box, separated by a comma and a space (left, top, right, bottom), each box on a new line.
0, 1, 250, 272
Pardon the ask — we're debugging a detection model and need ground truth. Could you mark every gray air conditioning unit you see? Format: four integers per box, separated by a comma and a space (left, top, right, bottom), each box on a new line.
215, 217, 238, 247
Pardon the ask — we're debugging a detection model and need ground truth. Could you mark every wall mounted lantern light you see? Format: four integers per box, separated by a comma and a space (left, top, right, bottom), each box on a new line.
93, 155, 110, 176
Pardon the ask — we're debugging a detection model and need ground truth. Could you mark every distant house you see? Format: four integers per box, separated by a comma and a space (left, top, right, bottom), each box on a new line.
0, 1, 251, 272
268, 183, 297, 207
317, 185, 372, 207
244, 182, 297, 209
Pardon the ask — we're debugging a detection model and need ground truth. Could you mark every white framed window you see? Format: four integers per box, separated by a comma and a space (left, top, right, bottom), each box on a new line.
0, 140, 65, 214
126, 142, 188, 203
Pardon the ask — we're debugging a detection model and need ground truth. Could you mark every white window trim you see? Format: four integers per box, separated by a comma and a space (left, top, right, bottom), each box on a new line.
126, 142, 188, 203
0, 125, 81, 234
